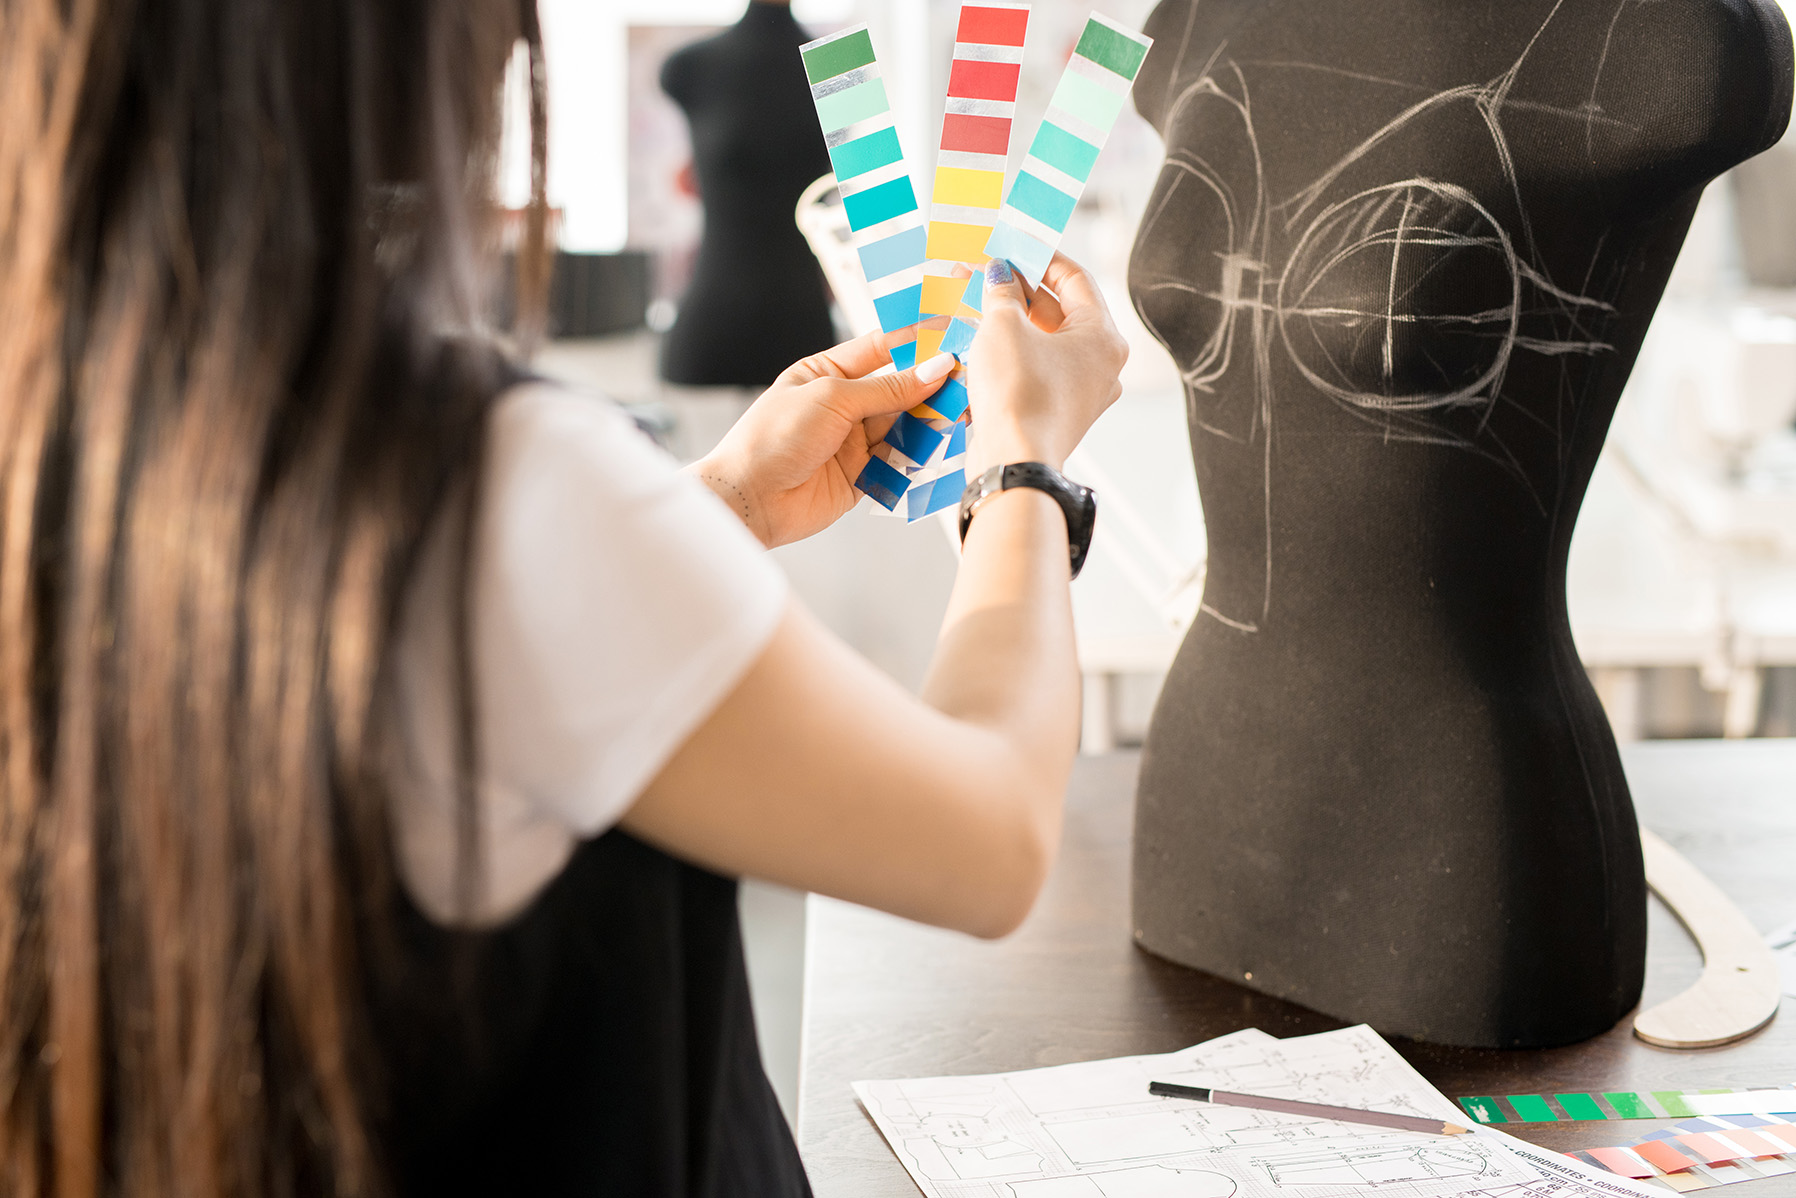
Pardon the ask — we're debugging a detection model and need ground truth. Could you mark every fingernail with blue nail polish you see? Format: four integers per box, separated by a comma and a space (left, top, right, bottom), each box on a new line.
985, 258, 1015, 287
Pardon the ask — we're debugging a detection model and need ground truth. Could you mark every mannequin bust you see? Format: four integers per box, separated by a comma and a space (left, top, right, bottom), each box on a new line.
1128, 0, 1793, 1047
659, 0, 836, 387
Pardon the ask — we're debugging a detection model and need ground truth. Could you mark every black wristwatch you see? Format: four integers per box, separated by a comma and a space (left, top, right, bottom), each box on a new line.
958, 462, 1097, 579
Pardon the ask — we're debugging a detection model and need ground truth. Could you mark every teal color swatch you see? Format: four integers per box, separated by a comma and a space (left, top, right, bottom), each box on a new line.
842, 174, 917, 228
1007, 171, 1077, 232
830, 126, 903, 180
1030, 122, 1101, 181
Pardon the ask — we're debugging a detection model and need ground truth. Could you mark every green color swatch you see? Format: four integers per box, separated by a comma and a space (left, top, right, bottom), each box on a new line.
1655, 1091, 1695, 1118
1459, 1097, 1506, 1125
1074, 20, 1149, 78
802, 29, 876, 84
1556, 1093, 1607, 1121
1605, 1092, 1655, 1119
1507, 1094, 1559, 1123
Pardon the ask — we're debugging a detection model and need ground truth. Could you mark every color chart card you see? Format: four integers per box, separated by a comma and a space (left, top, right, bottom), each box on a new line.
920, 2, 1030, 364
878, 2, 1031, 522
802, 24, 926, 381
985, 14, 1151, 286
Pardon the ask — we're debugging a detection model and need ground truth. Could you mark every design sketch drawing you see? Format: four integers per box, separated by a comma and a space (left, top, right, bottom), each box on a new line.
1131, 0, 1625, 633
850, 1025, 1639, 1198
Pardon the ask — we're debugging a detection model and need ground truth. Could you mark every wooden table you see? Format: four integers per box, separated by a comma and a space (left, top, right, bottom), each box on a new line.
799, 740, 1796, 1195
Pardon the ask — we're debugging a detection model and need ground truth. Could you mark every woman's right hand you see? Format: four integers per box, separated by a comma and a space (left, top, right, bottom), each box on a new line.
967, 252, 1129, 472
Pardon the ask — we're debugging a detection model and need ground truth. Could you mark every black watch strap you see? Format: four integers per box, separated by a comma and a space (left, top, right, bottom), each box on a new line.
958, 462, 1097, 579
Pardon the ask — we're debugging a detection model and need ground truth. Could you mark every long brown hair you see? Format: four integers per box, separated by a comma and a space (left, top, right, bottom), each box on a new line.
0, 0, 550, 1192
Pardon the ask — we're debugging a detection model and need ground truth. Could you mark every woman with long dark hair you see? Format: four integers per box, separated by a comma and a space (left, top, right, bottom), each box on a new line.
0, 0, 1126, 1193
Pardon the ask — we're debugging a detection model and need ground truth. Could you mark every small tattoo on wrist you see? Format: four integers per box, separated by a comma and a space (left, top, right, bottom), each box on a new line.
700, 473, 752, 526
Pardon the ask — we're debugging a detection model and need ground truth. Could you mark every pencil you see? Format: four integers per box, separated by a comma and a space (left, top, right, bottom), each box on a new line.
1147, 1081, 1470, 1136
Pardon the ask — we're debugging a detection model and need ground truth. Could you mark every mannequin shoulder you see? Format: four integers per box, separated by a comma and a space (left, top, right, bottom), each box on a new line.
1588, 0, 1793, 176
659, 35, 722, 104
1133, 0, 1264, 132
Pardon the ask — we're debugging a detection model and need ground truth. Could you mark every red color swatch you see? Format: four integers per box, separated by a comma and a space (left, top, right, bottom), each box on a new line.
1586, 1148, 1655, 1179
1673, 1133, 1739, 1165
957, 6, 1029, 46
940, 113, 1013, 155
1759, 1124, 1796, 1151
1633, 1140, 1700, 1174
948, 59, 1022, 102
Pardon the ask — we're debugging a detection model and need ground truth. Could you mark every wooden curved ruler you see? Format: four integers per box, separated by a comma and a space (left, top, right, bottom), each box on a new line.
1635, 827, 1781, 1049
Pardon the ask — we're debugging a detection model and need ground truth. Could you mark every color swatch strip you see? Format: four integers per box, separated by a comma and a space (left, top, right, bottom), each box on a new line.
801, 24, 926, 382
919, 3, 1028, 363
864, 3, 1030, 523
1575, 1113, 1796, 1193
1457, 1087, 1796, 1125
941, 13, 1152, 357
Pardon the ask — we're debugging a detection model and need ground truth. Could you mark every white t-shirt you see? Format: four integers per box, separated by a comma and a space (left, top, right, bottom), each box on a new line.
384, 383, 787, 926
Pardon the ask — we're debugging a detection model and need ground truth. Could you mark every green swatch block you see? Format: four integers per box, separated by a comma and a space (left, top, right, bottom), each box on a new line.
1605, 1092, 1655, 1119
1458, 1097, 1506, 1124
1050, 72, 1126, 132
1075, 20, 1149, 79
803, 29, 876, 84
1653, 1090, 1694, 1118
815, 79, 890, 134
1506, 1094, 1558, 1123
1555, 1093, 1606, 1121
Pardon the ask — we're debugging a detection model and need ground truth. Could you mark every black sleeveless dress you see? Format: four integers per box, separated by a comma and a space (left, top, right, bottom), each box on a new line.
374, 829, 812, 1196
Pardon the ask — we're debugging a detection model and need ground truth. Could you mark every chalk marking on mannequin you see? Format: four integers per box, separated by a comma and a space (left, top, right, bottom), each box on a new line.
1132, 19, 1639, 632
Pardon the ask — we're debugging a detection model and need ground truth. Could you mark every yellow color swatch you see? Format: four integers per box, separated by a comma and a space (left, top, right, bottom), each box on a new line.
921, 274, 969, 317
925, 221, 994, 264
932, 166, 1004, 210
914, 326, 946, 361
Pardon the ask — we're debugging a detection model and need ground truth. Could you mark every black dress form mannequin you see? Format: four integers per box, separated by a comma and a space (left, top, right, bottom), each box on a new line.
659, 0, 836, 387
1128, 0, 1793, 1047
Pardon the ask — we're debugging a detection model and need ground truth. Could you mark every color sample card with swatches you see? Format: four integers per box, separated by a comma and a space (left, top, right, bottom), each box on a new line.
1572, 1113, 1796, 1193
1458, 1086, 1796, 1125
801, 9, 1152, 520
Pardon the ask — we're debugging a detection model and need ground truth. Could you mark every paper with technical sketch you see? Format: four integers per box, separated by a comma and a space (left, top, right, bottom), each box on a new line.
852, 1025, 1658, 1198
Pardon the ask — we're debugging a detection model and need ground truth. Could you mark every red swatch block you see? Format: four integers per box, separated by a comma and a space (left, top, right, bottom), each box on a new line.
1586, 1148, 1656, 1179
1634, 1140, 1701, 1174
957, 5, 1029, 46
948, 59, 1022, 102
1674, 1133, 1741, 1165
940, 112, 1012, 155
1759, 1124, 1796, 1151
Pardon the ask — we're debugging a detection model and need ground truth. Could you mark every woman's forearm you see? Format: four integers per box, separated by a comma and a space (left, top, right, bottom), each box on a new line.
921, 486, 1083, 805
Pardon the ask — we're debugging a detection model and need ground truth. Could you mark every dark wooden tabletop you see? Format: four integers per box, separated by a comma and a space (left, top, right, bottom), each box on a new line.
798, 740, 1796, 1196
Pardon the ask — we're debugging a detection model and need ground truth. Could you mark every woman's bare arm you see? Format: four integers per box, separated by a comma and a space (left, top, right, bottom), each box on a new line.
624, 256, 1126, 937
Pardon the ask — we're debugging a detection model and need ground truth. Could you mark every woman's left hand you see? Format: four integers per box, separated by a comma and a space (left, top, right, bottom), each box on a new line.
689, 331, 956, 547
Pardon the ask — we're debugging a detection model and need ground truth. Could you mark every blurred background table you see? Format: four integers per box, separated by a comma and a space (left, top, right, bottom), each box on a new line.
798, 742, 1796, 1196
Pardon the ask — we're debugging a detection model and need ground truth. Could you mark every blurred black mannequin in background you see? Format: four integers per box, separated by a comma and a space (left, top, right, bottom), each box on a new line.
659, 0, 837, 386
1128, 0, 1793, 1047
